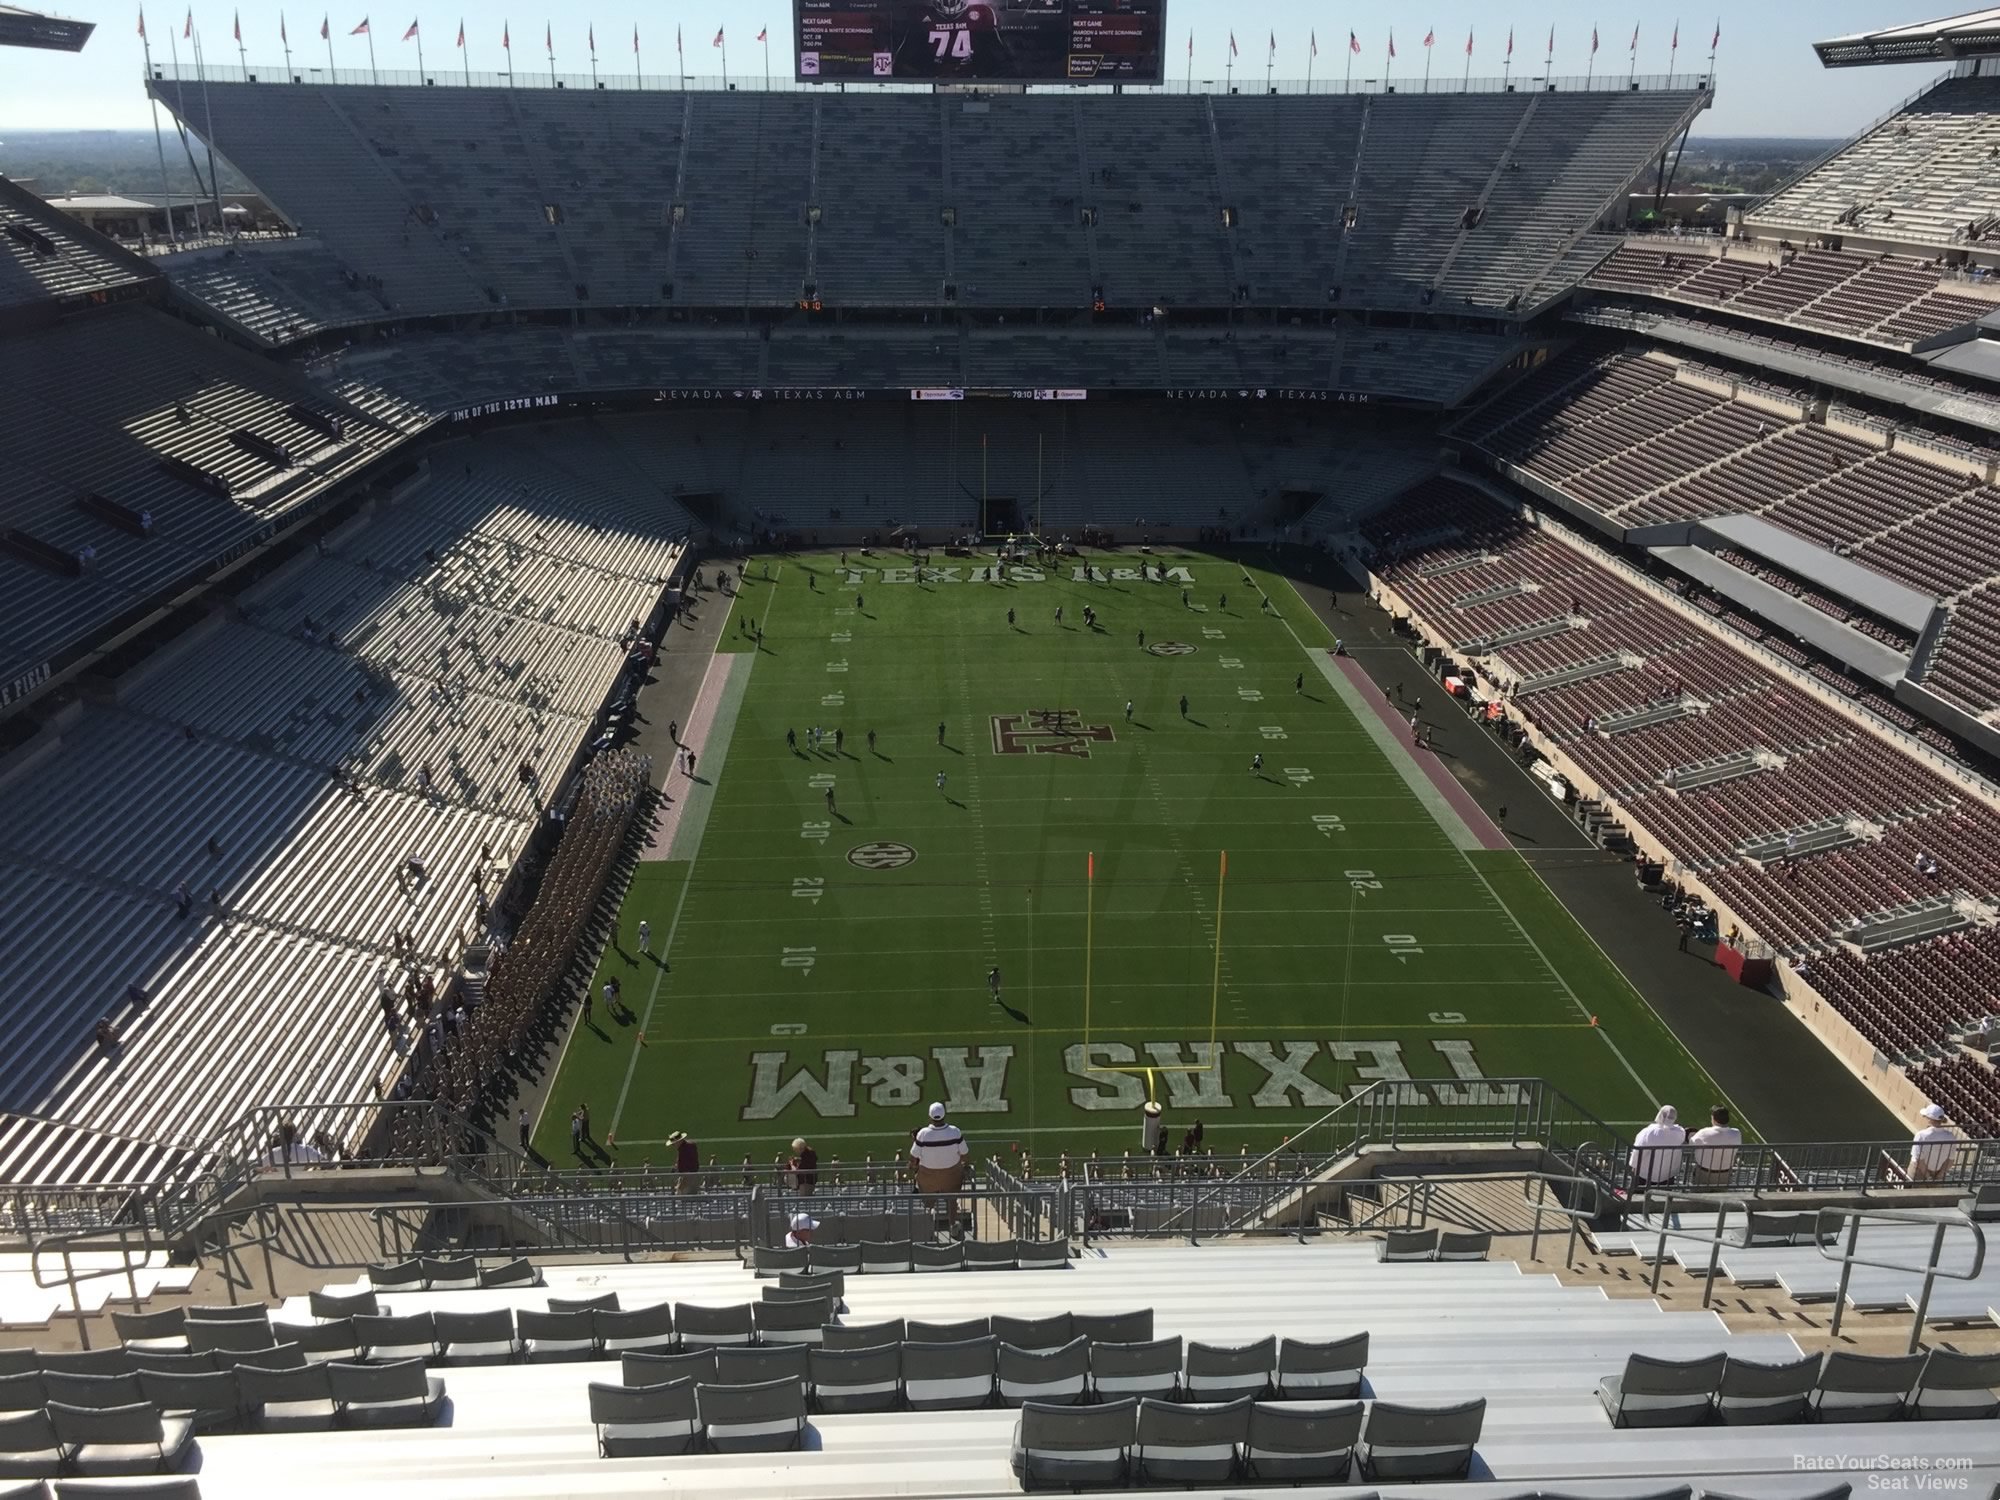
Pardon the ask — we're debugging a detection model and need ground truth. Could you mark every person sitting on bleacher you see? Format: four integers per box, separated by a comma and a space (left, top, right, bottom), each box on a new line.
1910, 1103, 1959, 1184
1685, 1106, 1742, 1188
911, 1102, 970, 1237
1627, 1105, 1686, 1194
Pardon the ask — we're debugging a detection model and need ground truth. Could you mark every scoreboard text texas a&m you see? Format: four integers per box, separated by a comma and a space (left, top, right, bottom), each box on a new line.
796, 0, 1165, 85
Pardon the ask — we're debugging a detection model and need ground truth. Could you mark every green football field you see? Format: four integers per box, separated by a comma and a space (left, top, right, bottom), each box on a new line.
534, 549, 1733, 1172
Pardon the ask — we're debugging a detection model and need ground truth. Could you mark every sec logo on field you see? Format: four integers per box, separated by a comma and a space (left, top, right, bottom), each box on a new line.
848, 841, 918, 871
1147, 641, 1197, 657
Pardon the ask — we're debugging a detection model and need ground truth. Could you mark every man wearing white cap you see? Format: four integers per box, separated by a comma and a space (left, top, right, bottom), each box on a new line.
784, 1211, 818, 1249
1911, 1103, 1958, 1183
911, 1102, 969, 1237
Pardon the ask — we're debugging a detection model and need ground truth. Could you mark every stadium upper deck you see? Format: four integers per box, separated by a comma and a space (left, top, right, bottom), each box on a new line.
141, 78, 1709, 324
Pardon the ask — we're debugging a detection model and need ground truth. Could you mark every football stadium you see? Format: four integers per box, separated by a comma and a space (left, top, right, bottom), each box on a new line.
1, 0, 1999, 1493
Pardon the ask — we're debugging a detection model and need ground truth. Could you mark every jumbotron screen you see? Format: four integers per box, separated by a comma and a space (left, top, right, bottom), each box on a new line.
796, 0, 1166, 84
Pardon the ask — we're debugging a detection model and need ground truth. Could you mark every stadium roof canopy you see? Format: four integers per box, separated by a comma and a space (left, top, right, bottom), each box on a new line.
0, 4, 93, 51
1815, 8, 2000, 67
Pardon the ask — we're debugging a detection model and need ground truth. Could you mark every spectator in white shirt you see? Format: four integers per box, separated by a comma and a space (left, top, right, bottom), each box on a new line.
1686, 1106, 1743, 1187
1910, 1103, 1959, 1183
1628, 1105, 1687, 1191
910, 1102, 970, 1238
783, 1212, 817, 1250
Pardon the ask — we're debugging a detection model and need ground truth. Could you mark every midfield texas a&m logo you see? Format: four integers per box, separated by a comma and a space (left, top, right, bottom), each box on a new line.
990, 709, 1116, 759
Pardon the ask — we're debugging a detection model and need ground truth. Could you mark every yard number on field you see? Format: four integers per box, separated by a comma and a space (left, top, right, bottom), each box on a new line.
792, 877, 824, 905
1311, 813, 1345, 836
1383, 934, 1424, 963
781, 946, 817, 973
1345, 869, 1383, 892
1259, 726, 1287, 740
1284, 767, 1312, 785
801, 821, 831, 841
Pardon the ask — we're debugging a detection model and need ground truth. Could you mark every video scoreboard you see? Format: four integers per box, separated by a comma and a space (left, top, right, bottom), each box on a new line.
796, 0, 1165, 84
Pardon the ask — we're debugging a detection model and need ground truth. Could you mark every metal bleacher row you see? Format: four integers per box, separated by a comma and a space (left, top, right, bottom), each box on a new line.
0, 305, 397, 692
0, 178, 155, 312
4, 1238, 1958, 1499
1585, 241, 1997, 351
1361, 477, 2000, 1129
1749, 74, 2000, 251
0, 449, 686, 1187
1451, 345, 2000, 716
148, 83, 1706, 324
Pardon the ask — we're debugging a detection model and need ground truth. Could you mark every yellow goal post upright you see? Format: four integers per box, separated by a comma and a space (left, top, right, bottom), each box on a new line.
1080, 849, 1228, 1104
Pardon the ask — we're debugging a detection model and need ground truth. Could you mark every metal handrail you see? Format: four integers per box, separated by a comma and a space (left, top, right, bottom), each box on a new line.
1628, 1190, 1987, 1352
1816, 1206, 1985, 1348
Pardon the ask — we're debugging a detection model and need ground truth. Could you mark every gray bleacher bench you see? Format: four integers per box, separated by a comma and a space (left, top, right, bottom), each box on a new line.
325, 1359, 443, 1426
673, 1304, 754, 1349
908, 1318, 988, 1344
0, 1409, 62, 1479
998, 1339, 1090, 1408
1011, 1397, 1137, 1490
1715, 1354, 1819, 1425
232, 1361, 335, 1428
353, 1313, 440, 1364
1810, 1351, 1925, 1423
587, 1377, 699, 1458
516, 1310, 596, 1363
134, 1369, 240, 1434
1184, 1337, 1275, 1401
1598, 1351, 1726, 1427
269, 1320, 359, 1364
1089, 1337, 1182, 1403
433, 1308, 521, 1365
695, 1377, 807, 1453
41, 1375, 142, 1413
1276, 1333, 1369, 1400
1376, 1227, 1439, 1262
994, 1314, 1071, 1352
46, 1401, 193, 1476
593, 1303, 676, 1357
1134, 1393, 1252, 1485
901, 1336, 998, 1411
1909, 1348, 2000, 1420
1244, 1399, 1364, 1484
307, 1289, 377, 1322
822, 1319, 903, 1351
861, 1239, 915, 1274
1355, 1398, 1485, 1481
752, 1300, 830, 1347
808, 1344, 901, 1414
1072, 1311, 1152, 1344
110, 1311, 186, 1354
622, 1349, 715, 1389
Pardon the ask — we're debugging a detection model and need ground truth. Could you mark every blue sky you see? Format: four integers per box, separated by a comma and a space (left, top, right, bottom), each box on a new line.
0, 0, 1963, 134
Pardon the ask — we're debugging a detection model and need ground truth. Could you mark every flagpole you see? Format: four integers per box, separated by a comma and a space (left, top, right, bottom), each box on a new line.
721, 35, 728, 89
461, 20, 469, 84
141, 13, 181, 246
282, 15, 293, 75
1423, 39, 1432, 93
677, 26, 684, 89
1384, 36, 1392, 88
324, 17, 335, 77
1306, 38, 1314, 92
548, 29, 555, 85
1628, 27, 1638, 86
1464, 35, 1472, 90
236, 17, 246, 72
1344, 36, 1352, 91
1264, 37, 1272, 94
367, 23, 378, 84
1224, 49, 1231, 92
416, 27, 426, 80
1184, 30, 1191, 91
762, 31, 768, 88
635, 28, 641, 87
590, 29, 597, 86
194, 28, 224, 229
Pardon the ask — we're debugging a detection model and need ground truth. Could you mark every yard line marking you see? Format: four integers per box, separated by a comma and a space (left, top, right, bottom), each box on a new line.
1275, 571, 1663, 1111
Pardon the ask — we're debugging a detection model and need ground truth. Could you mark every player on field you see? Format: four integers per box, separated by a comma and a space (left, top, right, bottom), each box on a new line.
988, 966, 1001, 1001
825, 786, 837, 814
787, 728, 797, 752
936, 770, 948, 795
1179, 694, 1189, 718
637, 919, 651, 954
1007, 607, 1016, 627
1125, 700, 1133, 721
937, 721, 947, 746
1251, 753, 1263, 774
867, 729, 877, 753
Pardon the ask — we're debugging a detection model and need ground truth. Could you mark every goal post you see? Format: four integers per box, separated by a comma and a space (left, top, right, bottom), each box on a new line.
1081, 848, 1228, 1095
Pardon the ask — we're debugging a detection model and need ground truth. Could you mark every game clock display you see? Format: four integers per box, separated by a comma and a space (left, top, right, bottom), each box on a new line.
796, 0, 1165, 84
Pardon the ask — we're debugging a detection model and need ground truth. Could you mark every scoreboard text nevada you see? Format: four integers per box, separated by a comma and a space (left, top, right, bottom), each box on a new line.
795, 0, 1166, 84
